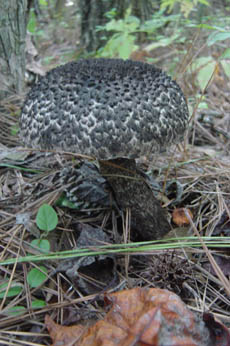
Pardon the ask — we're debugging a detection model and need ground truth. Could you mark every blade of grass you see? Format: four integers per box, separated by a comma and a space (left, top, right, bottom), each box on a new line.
1, 236, 230, 266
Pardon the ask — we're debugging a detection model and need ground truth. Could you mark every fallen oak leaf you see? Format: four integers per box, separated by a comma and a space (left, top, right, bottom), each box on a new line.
46, 287, 214, 346
45, 315, 86, 345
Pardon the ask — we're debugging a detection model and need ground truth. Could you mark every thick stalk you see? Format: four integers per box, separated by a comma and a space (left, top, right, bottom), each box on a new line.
99, 158, 170, 240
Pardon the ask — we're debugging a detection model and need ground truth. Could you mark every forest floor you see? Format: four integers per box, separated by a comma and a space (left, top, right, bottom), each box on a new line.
0, 15, 230, 345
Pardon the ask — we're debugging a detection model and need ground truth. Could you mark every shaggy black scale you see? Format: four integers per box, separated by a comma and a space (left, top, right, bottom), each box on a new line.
20, 58, 189, 159
59, 162, 112, 208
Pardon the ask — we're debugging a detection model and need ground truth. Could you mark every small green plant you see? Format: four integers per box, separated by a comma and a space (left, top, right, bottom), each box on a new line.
27, 0, 49, 31
26, 204, 58, 289
207, 28, 230, 78
190, 25, 230, 91
0, 204, 57, 309
96, 7, 139, 59
96, 6, 189, 59
27, 9, 37, 34
27, 203, 58, 255
161, 0, 209, 17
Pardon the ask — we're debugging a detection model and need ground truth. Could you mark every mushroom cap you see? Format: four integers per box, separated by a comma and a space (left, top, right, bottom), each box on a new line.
20, 58, 189, 160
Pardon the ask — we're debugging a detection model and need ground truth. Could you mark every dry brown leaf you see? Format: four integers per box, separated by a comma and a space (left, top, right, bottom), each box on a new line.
45, 287, 213, 346
172, 207, 193, 226
45, 315, 86, 345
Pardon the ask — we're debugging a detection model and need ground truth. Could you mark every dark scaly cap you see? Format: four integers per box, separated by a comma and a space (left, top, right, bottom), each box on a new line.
20, 58, 189, 159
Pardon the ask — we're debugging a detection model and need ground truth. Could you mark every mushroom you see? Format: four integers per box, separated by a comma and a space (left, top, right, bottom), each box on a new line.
20, 58, 189, 240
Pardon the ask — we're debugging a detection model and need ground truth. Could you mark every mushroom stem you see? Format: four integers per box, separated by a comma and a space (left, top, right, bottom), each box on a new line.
99, 158, 171, 240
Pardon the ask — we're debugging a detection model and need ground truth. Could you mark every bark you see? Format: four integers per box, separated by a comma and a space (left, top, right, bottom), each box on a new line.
99, 158, 171, 241
0, 0, 27, 100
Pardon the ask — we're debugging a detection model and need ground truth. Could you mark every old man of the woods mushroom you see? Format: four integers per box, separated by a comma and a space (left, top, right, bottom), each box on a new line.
20, 58, 189, 240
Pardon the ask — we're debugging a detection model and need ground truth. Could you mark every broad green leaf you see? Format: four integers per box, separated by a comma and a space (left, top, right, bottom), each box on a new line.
36, 204, 58, 232
191, 56, 217, 91
31, 299, 46, 309
221, 60, 230, 78
192, 56, 213, 69
220, 48, 230, 60
0, 282, 23, 299
197, 61, 216, 91
5, 306, 26, 316
27, 266, 48, 288
31, 239, 50, 253
207, 31, 230, 46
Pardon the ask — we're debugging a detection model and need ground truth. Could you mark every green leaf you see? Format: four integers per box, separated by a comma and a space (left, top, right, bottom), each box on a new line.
31, 239, 50, 253
197, 61, 216, 92
11, 124, 19, 136
198, 0, 210, 5
145, 34, 180, 51
27, 10, 37, 34
0, 282, 23, 298
221, 60, 230, 78
220, 48, 230, 60
192, 56, 213, 70
197, 101, 208, 109
191, 57, 217, 91
27, 266, 48, 288
5, 306, 26, 316
36, 204, 58, 232
31, 299, 46, 309
125, 16, 140, 32
39, 0, 48, 5
118, 34, 137, 59
207, 31, 230, 46
56, 194, 80, 209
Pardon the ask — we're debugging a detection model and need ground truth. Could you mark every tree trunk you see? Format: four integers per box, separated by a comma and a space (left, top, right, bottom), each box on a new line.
78, 0, 157, 52
0, 0, 27, 100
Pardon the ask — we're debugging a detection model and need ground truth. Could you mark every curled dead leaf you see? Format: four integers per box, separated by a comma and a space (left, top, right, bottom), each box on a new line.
172, 207, 193, 226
